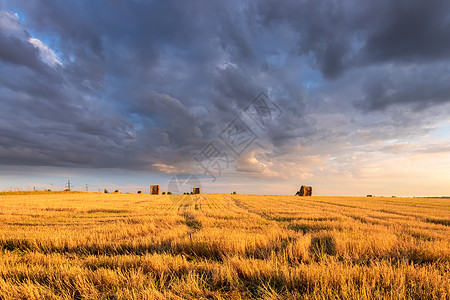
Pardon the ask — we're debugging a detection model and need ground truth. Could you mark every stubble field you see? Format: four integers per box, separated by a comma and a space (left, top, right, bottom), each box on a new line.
0, 192, 448, 299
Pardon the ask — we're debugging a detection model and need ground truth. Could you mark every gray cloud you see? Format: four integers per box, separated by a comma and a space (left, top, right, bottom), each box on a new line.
256, 0, 450, 77
0, 0, 449, 179
362, 0, 450, 63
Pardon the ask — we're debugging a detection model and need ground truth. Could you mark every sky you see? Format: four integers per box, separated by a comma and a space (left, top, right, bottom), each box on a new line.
0, 0, 449, 196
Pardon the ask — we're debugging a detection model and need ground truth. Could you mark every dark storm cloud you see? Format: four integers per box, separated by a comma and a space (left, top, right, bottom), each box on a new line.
255, 0, 450, 110
0, 32, 41, 71
363, 0, 450, 63
256, 0, 450, 76
0, 0, 449, 175
356, 63, 450, 111
256, 0, 356, 79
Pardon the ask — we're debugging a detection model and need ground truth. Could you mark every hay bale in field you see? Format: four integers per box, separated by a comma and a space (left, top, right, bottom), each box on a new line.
137, 190, 142, 194
296, 185, 312, 196
367, 195, 373, 197
302, 186, 312, 196
193, 187, 201, 194
150, 185, 160, 195
114, 190, 120, 193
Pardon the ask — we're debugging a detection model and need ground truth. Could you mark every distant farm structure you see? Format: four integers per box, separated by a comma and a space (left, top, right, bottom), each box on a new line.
150, 185, 160, 195
193, 187, 201, 194
296, 185, 312, 196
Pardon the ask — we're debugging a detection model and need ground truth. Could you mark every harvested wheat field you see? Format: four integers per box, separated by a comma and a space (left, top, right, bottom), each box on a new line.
0, 192, 449, 299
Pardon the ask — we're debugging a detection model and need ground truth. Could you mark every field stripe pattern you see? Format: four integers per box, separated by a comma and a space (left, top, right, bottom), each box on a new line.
0, 193, 448, 299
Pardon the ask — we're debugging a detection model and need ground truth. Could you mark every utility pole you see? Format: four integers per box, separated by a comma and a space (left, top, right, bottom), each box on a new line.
66, 180, 71, 191
85, 184, 88, 192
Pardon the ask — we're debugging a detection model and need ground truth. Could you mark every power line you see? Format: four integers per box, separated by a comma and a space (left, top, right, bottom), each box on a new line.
66, 180, 71, 191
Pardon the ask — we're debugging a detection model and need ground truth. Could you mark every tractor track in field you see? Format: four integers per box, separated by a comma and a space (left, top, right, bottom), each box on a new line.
175, 195, 203, 231
227, 195, 283, 223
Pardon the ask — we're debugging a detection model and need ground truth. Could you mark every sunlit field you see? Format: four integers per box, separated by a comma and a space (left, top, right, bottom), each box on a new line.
0, 192, 448, 299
